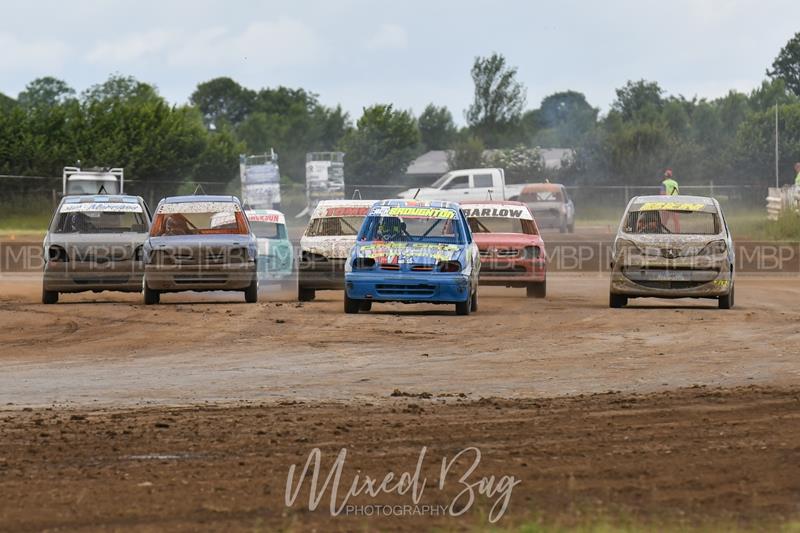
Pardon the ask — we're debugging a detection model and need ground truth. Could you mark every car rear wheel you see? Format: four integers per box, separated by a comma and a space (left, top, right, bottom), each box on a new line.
143, 283, 160, 305
244, 276, 258, 303
344, 292, 361, 314
568, 221, 575, 233
527, 281, 546, 298
719, 285, 734, 309
42, 287, 58, 304
609, 293, 628, 308
298, 286, 315, 302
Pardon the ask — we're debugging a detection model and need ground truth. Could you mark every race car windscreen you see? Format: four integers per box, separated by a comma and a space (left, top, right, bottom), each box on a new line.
53, 203, 147, 233
359, 207, 465, 244
624, 209, 720, 235
150, 204, 249, 236
520, 190, 563, 203
305, 216, 365, 237
250, 221, 286, 239
467, 217, 537, 235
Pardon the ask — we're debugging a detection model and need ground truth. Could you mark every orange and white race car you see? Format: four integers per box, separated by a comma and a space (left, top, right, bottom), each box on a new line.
461, 201, 547, 297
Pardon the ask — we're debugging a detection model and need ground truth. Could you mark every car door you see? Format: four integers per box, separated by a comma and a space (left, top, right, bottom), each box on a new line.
468, 172, 496, 201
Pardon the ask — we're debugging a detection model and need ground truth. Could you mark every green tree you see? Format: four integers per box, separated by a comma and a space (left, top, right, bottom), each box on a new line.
465, 53, 526, 147
418, 104, 456, 150
611, 80, 664, 122
236, 86, 350, 181
0, 92, 16, 113
483, 145, 545, 183
81, 74, 159, 104
768, 31, 800, 96
17, 77, 75, 109
530, 91, 598, 147
340, 104, 420, 185
447, 136, 485, 170
190, 77, 255, 128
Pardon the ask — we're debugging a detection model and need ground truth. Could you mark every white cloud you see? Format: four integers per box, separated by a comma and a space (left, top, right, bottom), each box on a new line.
366, 24, 408, 51
0, 32, 70, 70
86, 29, 176, 64
84, 18, 320, 69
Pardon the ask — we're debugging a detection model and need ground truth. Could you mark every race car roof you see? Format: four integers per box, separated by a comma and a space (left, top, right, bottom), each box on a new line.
162, 195, 240, 204
310, 199, 376, 219
245, 209, 286, 224
460, 202, 533, 220
628, 195, 718, 213
372, 198, 461, 210
521, 183, 564, 193
63, 195, 142, 203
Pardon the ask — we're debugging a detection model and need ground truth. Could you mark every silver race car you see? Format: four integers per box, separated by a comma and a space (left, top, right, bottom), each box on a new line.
609, 195, 735, 309
142, 195, 258, 304
42, 195, 151, 304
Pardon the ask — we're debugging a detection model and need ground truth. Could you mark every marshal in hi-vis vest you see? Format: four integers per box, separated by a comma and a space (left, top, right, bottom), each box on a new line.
662, 178, 679, 195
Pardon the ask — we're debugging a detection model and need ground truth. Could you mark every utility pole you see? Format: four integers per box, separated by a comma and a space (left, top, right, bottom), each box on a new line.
775, 102, 779, 188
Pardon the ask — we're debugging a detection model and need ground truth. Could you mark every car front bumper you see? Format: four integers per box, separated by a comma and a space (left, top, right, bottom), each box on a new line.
145, 262, 256, 291
256, 254, 293, 281
610, 256, 733, 298
298, 258, 346, 290
345, 272, 472, 303
43, 260, 144, 292
478, 258, 546, 286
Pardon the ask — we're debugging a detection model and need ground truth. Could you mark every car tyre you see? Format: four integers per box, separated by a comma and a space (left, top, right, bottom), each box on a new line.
470, 289, 478, 312
359, 301, 373, 312
244, 276, 258, 303
719, 284, 734, 309
527, 281, 546, 298
298, 286, 315, 302
455, 291, 472, 316
568, 221, 575, 233
559, 218, 567, 233
42, 287, 58, 305
344, 292, 361, 314
609, 293, 628, 308
143, 283, 160, 305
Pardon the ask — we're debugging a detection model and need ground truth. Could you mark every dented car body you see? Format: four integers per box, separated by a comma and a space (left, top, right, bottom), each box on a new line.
461, 201, 547, 297
344, 200, 480, 315
42, 195, 151, 304
297, 199, 375, 301
609, 195, 735, 309
142, 196, 258, 304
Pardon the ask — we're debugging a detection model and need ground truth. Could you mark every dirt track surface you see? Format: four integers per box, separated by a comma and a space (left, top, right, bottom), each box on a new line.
2, 272, 800, 530
1, 387, 799, 531
1, 275, 799, 408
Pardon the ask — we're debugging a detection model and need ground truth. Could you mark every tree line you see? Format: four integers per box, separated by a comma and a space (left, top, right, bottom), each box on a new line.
2, 31, 800, 195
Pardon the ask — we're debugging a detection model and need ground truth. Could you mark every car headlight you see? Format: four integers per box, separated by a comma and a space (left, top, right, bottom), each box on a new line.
437, 260, 462, 272
698, 240, 727, 256
522, 246, 542, 259
614, 239, 640, 256
352, 257, 376, 269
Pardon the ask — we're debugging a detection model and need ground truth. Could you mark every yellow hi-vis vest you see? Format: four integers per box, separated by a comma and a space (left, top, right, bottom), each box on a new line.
662, 178, 679, 195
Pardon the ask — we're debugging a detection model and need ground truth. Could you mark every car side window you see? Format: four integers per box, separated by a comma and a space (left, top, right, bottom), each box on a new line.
443, 175, 469, 190
473, 174, 493, 188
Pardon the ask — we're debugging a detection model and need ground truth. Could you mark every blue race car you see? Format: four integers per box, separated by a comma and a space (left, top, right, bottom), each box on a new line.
344, 200, 480, 315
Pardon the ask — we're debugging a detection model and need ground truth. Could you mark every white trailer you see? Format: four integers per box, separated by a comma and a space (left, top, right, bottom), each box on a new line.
63, 166, 124, 195
239, 149, 281, 210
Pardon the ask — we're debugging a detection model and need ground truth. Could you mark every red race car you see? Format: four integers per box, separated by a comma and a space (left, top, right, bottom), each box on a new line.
461, 201, 547, 297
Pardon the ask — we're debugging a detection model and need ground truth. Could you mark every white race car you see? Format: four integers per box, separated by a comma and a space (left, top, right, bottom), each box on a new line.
609, 195, 735, 309
297, 199, 375, 301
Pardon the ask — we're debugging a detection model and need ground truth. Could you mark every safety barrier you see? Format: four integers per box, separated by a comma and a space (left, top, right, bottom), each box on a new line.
766, 186, 800, 220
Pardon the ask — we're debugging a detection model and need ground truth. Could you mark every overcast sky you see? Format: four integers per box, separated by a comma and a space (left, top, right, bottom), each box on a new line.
1, 0, 798, 123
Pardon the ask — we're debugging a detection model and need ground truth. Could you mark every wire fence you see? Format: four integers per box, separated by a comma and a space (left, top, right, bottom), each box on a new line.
0, 174, 771, 225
